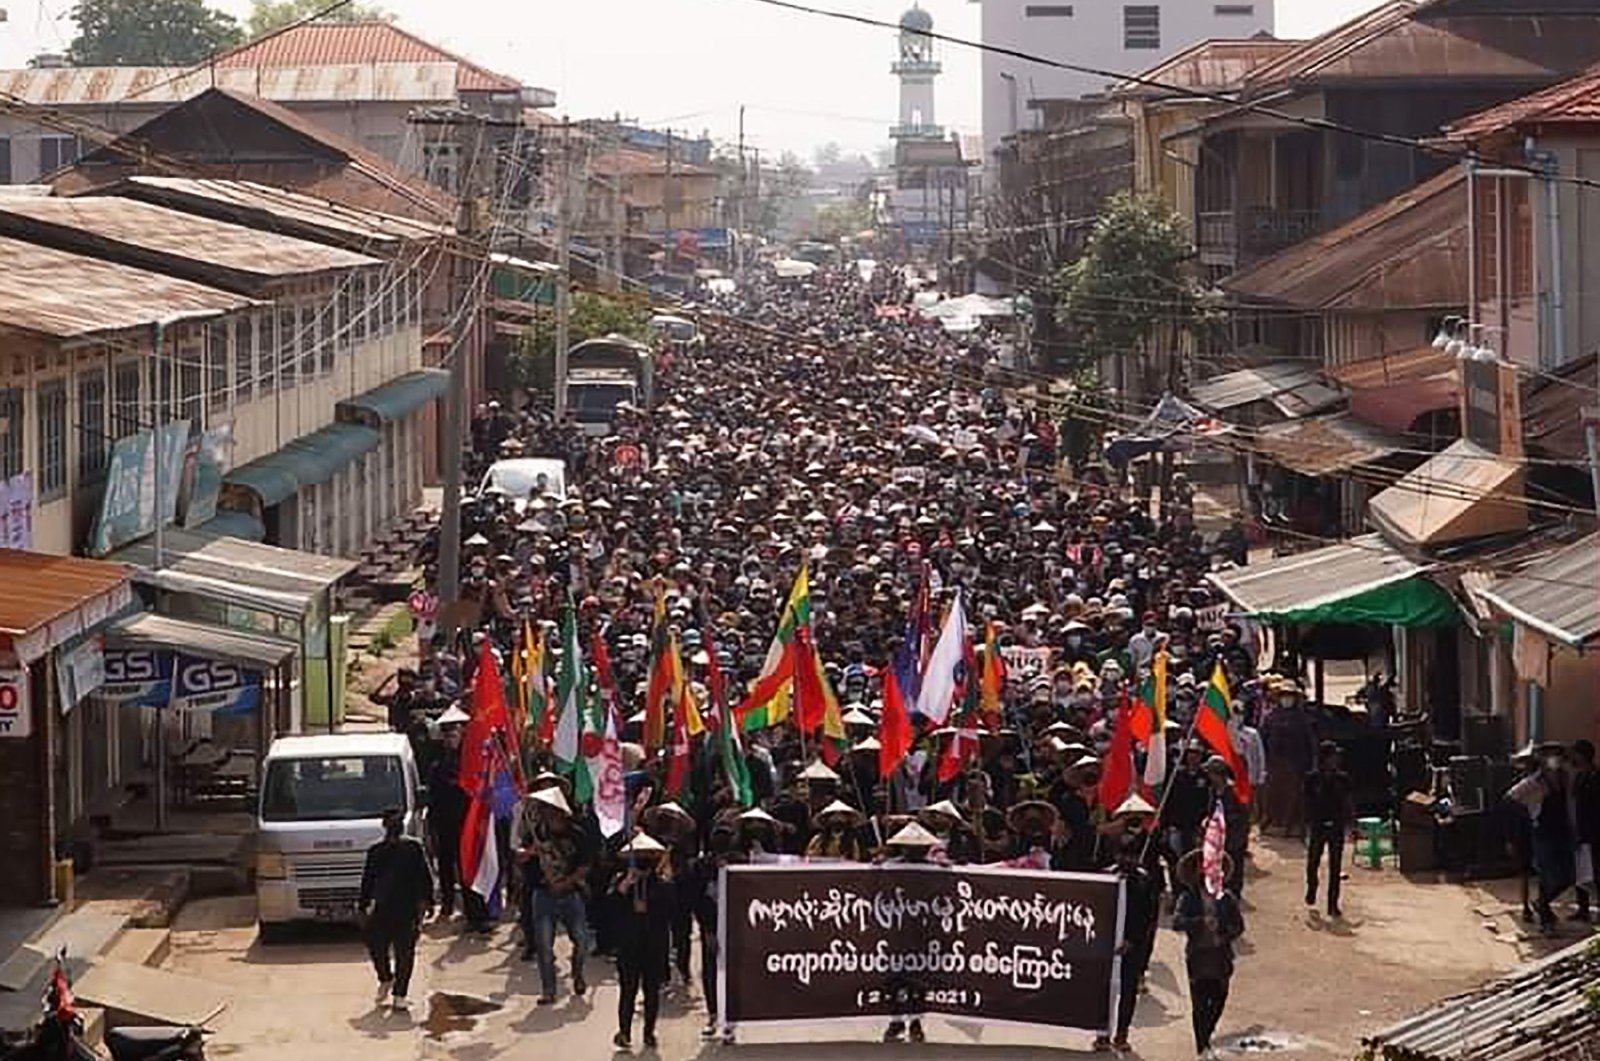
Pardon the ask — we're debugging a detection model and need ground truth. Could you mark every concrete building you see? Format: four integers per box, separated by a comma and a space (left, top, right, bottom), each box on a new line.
979, 0, 1274, 161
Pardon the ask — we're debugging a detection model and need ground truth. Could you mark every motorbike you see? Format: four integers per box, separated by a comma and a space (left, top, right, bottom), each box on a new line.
0, 951, 208, 1061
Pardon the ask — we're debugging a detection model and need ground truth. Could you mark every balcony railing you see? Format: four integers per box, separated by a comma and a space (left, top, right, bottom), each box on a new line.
1196, 206, 1321, 268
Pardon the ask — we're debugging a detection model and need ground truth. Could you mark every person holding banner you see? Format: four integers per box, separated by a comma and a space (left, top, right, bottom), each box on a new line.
1102, 794, 1163, 1054
879, 821, 939, 1044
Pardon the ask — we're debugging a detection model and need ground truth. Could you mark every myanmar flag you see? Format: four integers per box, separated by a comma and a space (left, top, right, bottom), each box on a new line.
1133, 651, 1169, 786
738, 564, 811, 732
1197, 662, 1251, 804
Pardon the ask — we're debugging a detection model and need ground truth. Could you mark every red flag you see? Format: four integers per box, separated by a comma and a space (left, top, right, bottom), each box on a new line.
793, 626, 828, 734
878, 664, 913, 780
1098, 696, 1137, 812
459, 640, 522, 794
936, 724, 978, 783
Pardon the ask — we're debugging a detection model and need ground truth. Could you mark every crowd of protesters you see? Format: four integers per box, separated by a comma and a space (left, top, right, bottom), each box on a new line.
356, 261, 1496, 1059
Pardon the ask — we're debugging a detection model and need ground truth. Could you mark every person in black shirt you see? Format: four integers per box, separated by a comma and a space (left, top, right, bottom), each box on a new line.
612, 832, 676, 1050
1174, 849, 1244, 1060
1101, 796, 1164, 1054
425, 708, 469, 919
359, 808, 433, 1012
1304, 741, 1353, 918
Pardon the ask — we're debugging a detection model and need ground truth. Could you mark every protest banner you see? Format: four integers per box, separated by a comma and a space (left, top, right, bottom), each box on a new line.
1000, 645, 1053, 685
718, 863, 1123, 1035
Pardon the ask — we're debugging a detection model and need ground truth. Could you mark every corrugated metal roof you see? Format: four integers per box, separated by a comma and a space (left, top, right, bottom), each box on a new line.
0, 234, 252, 340
1109, 38, 1305, 98
110, 176, 452, 246
1328, 346, 1459, 388
1224, 170, 1468, 310
1523, 352, 1595, 462
1189, 361, 1343, 416
1367, 438, 1526, 547
212, 22, 523, 94
591, 149, 718, 178
0, 63, 458, 104
1208, 534, 1427, 615
0, 549, 132, 639
110, 529, 355, 618
1241, 2, 1600, 98
1480, 532, 1599, 647
0, 195, 382, 284
1447, 63, 1600, 142
1365, 936, 1600, 1061
1254, 413, 1411, 476
106, 612, 297, 667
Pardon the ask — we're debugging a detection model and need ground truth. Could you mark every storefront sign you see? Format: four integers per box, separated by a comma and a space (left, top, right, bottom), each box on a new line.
55, 635, 106, 716
87, 421, 191, 557
0, 668, 30, 737
99, 648, 172, 707
0, 472, 34, 550
101, 648, 262, 715
718, 863, 1124, 1034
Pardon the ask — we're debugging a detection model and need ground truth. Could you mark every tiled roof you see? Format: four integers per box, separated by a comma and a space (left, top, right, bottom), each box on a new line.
1445, 63, 1600, 141
214, 21, 522, 93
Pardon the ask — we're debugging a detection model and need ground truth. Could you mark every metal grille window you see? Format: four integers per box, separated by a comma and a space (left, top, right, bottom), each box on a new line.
279, 305, 298, 391
0, 387, 22, 478
339, 279, 356, 358
1124, 5, 1160, 48
154, 352, 176, 423
234, 315, 254, 403
258, 311, 276, 395
113, 361, 140, 440
388, 267, 401, 332
178, 337, 203, 427
302, 301, 321, 379
208, 320, 230, 412
38, 378, 67, 499
77, 369, 108, 483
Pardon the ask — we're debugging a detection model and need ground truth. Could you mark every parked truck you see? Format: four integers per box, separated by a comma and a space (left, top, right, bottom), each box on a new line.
565, 333, 654, 437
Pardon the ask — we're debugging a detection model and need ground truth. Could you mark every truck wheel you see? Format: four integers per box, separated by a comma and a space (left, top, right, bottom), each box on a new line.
257, 921, 289, 945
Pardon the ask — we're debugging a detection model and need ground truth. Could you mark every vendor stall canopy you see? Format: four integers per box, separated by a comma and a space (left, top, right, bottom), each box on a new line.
1479, 532, 1599, 648
110, 530, 356, 618
1208, 534, 1458, 627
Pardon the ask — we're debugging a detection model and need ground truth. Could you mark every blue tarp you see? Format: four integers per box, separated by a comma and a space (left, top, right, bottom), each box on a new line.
224, 422, 380, 507
337, 369, 449, 425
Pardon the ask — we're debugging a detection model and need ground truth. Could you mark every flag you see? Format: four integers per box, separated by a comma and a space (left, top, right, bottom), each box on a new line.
1142, 651, 1169, 787
553, 600, 595, 802
459, 793, 500, 907
878, 664, 913, 780
525, 621, 549, 736
897, 564, 933, 705
644, 583, 672, 753
1099, 696, 1137, 811
1201, 801, 1227, 898
1198, 663, 1252, 804
458, 639, 523, 801
936, 632, 980, 783
705, 623, 753, 807
738, 565, 811, 731
666, 674, 692, 799
510, 617, 530, 735
979, 620, 1005, 725
915, 590, 967, 724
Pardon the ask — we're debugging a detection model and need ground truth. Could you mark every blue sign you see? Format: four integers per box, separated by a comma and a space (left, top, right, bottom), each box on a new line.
88, 421, 192, 556
101, 647, 262, 715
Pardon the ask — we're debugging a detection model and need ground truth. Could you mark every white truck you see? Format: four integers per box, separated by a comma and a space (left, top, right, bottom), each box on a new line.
254, 732, 423, 939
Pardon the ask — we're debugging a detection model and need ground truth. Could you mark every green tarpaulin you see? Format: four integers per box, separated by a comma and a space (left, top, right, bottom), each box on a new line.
1252, 575, 1459, 628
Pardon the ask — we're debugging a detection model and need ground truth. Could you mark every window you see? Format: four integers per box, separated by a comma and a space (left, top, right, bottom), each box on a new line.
154, 352, 175, 423
422, 142, 458, 194
38, 135, 79, 175
338, 280, 356, 362
0, 387, 22, 477
38, 378, 67, 500
1025, 4, 1073, 14
1213, 3, 1253, 12
112, 361, 140, 440
310, 299, 329, 377
77, 370, 108, 484
258, 311, 276, 395
0, 138, 11, 184
234, 315, 254, 404
1124, 5, 1160, 48
178, 336, 203, 427
278, 305, 298, 391
207, 320, 229, 413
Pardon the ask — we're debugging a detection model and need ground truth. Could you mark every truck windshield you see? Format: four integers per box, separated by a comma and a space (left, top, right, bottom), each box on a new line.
571, 384, 634, 419
261, 755, 405, 822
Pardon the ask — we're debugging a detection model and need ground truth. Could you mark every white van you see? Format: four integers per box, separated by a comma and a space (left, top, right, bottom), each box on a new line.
255, 732, 422, 938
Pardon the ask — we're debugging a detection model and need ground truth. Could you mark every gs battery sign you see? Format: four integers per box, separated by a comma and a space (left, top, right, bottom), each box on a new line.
102, 648, 263, 715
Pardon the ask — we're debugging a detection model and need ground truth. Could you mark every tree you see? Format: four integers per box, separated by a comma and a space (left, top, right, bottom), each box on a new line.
509, 293, 650, 395
1054, 192, 1215, 395
246, 0, 392, 37
812, 141, 842, 169
69, 0, 242, 64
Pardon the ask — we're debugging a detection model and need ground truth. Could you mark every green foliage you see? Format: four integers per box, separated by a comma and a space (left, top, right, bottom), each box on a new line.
69, 0, 243, 64
246, 0, 393, 38
814, 199, 873, 242
1053, 192, 1209, 375
509, 293, 650, 394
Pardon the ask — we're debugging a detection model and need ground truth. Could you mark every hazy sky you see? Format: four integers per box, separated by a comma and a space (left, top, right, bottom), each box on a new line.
0, 0, 1382, 158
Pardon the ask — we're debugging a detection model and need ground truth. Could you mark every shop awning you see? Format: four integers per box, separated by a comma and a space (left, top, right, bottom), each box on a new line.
224, 422, 380, 507
1208, 534, 1457, 627
336, 369, 449, 427
0, 549, 134, 662
1480, 533, 1599, 648
1254, 414, 1409, 477
110, 530, 356, 619
106, 612, 297, 668
1367, 438, 1526, 548
193, 509, 266, 542
1189, 362, 1343, 419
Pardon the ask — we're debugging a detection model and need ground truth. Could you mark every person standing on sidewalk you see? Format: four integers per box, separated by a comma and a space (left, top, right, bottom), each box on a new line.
358, 807, 433, 1012
1304, 741, 1353, 918
1569, 740, 1599, 921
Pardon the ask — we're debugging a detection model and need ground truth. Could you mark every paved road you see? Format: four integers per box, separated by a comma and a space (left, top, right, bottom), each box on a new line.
166, 836, 1565, 1061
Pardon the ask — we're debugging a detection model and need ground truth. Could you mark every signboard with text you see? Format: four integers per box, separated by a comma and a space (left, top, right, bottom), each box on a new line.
100, 648, 262, 714
87, 422, 191, 557
0, 668, 30, 737
718, 863, 1123, 1034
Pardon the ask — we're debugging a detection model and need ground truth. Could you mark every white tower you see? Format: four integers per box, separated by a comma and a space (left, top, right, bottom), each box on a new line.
891, 5, 942, 142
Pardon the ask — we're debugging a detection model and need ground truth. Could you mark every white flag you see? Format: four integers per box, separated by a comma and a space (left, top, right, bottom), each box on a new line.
590, 707, 626, 838
914, 590, 967, 725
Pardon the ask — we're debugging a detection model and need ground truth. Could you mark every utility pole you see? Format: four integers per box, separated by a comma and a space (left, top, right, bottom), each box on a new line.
554, 123, 573, 420
610, 122, 625, 292
735, 105, 746, 282
665, 128, 676, 260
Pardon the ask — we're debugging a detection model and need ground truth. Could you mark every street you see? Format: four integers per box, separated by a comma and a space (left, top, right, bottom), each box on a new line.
165, 834, 1549, 1061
